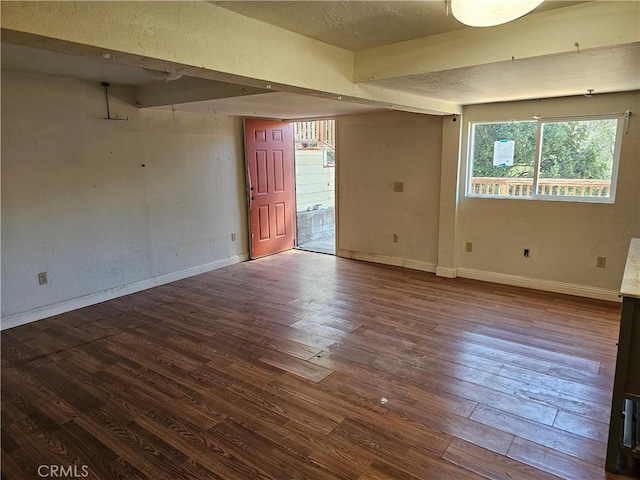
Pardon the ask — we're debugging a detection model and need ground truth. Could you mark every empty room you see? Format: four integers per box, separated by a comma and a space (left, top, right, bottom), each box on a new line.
2, 1, 640, 479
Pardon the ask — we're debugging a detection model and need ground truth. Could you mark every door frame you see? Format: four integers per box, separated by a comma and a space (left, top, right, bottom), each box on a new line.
291, 116, 338, 256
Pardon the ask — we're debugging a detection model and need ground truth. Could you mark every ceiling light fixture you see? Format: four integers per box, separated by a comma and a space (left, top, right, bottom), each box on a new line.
451, 0, 544, 27
142, 68, 183, 82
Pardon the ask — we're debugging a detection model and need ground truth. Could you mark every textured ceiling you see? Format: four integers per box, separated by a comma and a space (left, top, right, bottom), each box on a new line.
1, 1, 635, 119
211, 1, 586, 51
366, 43, 640, 105
211, 1, 464, 51
0, 43, 155, 86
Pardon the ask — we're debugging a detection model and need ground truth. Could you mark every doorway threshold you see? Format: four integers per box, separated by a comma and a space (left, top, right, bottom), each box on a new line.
296, 235, 335, 255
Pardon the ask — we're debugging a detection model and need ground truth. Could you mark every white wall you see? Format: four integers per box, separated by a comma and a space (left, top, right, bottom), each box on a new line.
456, 92, 640, 299
295, 150, 335, 212
336, 93, 639, 300
3, 70, 636, 329
1, 70, 248, 326
337, 111, 443, 271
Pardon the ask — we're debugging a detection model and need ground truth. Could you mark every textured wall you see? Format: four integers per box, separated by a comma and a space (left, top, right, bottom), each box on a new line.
457, 91, 640, 295
1, 70, 248, 321
337, 111, 443, 269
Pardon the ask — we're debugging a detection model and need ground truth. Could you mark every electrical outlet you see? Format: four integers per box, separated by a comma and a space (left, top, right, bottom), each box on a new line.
393, 234, 399, 243
231, 233, 236, 242
465, 242, 473, 252
38, 272, 48, 285
597, 256, 606, 268
524, 248, 530, 257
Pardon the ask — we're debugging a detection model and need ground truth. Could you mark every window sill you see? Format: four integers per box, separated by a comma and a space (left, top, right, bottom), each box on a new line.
466, 194, 615, 204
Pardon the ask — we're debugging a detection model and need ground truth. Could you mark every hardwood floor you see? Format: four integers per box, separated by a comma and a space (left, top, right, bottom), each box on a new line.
2, 250, 637, 479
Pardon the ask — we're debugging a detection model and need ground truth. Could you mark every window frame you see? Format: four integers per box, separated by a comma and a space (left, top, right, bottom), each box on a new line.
467, 113, 624, 204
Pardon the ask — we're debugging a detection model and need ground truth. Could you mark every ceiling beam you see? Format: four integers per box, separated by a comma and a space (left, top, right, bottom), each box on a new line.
135, 77, 269, 108
0, 1, 461, 115
354, 2, 640, 84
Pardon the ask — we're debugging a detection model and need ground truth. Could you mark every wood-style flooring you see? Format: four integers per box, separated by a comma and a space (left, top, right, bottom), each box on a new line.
2, 250, 637, 479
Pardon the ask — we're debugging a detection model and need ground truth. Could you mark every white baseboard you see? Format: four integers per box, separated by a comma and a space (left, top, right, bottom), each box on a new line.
456, 267, 620, 302
335, 251, 618, 302
6, 254, 616, 331
436, 266, 458, 278
1, 253, 249, 331
337, 249, 437, 273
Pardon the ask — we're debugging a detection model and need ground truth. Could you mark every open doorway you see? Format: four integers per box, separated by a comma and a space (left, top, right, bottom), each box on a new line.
294, 119, 336, 255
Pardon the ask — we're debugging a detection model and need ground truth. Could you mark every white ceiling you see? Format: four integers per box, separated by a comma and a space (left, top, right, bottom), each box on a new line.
156, 91, 388, 118
211, 1, 585, 51
211, 0, 468, 51
1, 1, 637, 119
367, 43, 640, 105
0, 43, 387, 119
1, 43, 155, 86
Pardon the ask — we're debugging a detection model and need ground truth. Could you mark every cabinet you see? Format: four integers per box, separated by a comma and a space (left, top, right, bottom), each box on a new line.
606, 238, 640, 474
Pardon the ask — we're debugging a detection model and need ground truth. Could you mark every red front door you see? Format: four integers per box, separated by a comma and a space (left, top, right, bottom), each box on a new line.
245, 119, 296, 259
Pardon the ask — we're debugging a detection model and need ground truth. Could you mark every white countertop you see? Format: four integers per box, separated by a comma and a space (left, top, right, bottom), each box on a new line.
621, 238, 640, 299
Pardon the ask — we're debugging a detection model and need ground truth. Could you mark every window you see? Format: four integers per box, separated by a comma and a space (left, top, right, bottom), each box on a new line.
468, 115, 623, 202
469, 121, 537, 197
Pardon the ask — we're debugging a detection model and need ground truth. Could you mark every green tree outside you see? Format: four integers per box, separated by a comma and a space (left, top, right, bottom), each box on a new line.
471, 119, 617, 185
539, 119, 616, 180
471, 121, 537, 179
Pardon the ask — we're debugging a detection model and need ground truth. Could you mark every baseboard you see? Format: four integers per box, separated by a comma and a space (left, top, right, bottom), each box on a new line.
1, 253, 250, 331
436, 266, 458, 278
333, 252, 618, 301
456, 267, 620, 302
337, 249, 437, 273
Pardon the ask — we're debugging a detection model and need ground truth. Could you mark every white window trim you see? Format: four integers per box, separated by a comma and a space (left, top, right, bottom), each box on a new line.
467, 113, 624, 204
